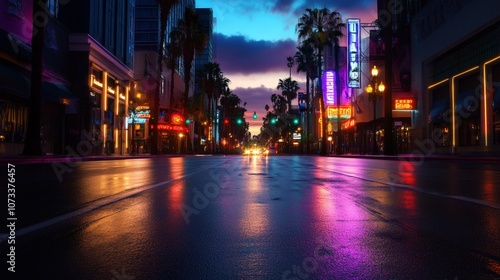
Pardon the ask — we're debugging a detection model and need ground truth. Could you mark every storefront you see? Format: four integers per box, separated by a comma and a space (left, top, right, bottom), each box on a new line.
156, 110, 189, 153
89, 65, 130, 155
425, 26, 500, 154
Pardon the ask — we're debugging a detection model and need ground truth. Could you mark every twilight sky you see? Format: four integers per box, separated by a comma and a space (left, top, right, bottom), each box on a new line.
196, 0, 378, 136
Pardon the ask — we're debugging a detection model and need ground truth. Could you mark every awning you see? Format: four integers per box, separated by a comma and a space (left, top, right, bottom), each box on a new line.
42, 82, 76, 105
454, 89, 479, 113
0, 63, 30, 100
0, 63, 76, 105
428, 98, 449, 123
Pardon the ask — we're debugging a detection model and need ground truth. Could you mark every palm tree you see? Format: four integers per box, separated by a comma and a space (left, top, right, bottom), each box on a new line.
276, 78, 299, 113
296, 8, 344, 155
287, 56, 294, 79
270, 93, 287, 115
200, 62, 221, 152
23, 1, 46, 155
166, 28, 183, 114
151, 0, 181, 154
178, 7, 208, 111
295, 42, 317, 154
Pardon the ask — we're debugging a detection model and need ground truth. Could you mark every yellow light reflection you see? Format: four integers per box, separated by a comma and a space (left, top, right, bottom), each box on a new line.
240, 203, 269, 237
239, 157, 269, 238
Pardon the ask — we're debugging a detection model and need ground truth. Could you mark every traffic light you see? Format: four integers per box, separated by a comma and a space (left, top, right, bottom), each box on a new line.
224, 119, 229, 125
293, 118, 299, 125
253, 111, 258, 119
236, 118, 243, 125
185, 118, 191, 125
270, 117, 277, 124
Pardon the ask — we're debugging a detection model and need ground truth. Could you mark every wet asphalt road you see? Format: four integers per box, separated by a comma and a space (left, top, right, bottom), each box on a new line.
2, 155, 500, 279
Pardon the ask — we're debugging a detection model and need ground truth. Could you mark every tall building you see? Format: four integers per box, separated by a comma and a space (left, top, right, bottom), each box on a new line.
194, 8, 213, 94
411, 0, 500, 154
134, 0, 194, 154
0, 0, 74, 155
59, 0, 135, 155
194, 8, 214, 151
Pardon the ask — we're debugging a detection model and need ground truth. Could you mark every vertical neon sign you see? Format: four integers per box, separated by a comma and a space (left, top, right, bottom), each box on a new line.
323, 70, 335, 106
347, 18, 361, 88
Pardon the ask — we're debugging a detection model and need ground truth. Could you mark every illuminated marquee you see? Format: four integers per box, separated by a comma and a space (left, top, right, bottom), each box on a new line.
154, 124, 189, 132
394, 98, 416, 110
347, 19, 361, 88
327, 106, 352, 119
322, 70, 335, 106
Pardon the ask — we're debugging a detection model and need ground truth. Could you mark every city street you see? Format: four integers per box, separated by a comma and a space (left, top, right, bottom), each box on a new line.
2, 155, 500, 279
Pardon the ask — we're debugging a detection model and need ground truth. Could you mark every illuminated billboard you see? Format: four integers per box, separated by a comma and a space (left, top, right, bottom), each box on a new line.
347, 19, 361, 88
394, 98, 417, 110
327, 106, 352, 119
322, 70, 335, 106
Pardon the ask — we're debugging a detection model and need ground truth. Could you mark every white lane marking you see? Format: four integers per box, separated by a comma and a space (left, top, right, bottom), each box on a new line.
0, 162, 223, 243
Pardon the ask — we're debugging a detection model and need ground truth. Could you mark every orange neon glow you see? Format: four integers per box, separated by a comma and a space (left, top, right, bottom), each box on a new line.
393, 98, 416, 110
171, 113, 184, 125
327, 106, 352, 119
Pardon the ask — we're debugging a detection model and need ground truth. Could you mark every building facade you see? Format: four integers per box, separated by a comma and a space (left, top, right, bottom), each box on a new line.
194, 8, 214, 152
134, 0, 194, 154
0, 0, 74, 155
58, 0, 135, 155
411, 0, 500, 154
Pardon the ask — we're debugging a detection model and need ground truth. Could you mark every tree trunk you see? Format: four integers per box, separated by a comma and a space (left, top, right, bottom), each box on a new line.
373, 97, 377, 155
305, 73, 310, 154
23, 1, 46, 155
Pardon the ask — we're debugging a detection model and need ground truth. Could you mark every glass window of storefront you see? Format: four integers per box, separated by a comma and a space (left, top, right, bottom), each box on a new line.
429, 84, 451, 146
457, 73, 481, 146
0, 101, 28, 143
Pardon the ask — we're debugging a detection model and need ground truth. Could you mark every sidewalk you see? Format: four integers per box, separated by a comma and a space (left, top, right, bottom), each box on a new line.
0, 153, 168, 165
330, 152, 500, 163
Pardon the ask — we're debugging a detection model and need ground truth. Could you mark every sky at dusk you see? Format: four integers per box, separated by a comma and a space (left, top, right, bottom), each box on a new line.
196, 0, 378, 136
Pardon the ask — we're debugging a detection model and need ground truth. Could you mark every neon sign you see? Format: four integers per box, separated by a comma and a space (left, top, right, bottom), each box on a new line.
394, 98, 416, 110
347, 19, 361, 88
327, 106, 352, 119
342, 118, 356, 130
171, 113, 184, 125
154, 124, 188, 132
322, 70, 335, 105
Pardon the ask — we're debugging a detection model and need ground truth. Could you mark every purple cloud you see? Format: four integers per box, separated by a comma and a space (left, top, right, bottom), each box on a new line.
213, 33, 297, 75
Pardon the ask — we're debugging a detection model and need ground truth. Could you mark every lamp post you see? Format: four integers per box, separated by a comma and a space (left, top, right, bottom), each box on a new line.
178, 133, 184, 154
366, 65, 385, 155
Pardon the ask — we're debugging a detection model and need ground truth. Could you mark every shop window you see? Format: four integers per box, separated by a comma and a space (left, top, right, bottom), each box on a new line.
429, 84, 451, 146
494, 92, 500, 145
457, 73, 481, 146
0, 101, 28, 143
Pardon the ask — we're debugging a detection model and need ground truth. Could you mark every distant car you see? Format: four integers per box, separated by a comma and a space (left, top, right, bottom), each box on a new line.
243, 147, 266, 156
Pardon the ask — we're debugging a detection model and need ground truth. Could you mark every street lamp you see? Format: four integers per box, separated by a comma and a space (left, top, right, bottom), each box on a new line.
129, 91, 142, 155
178, 133, 184, 154
366, 65, 385, 154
